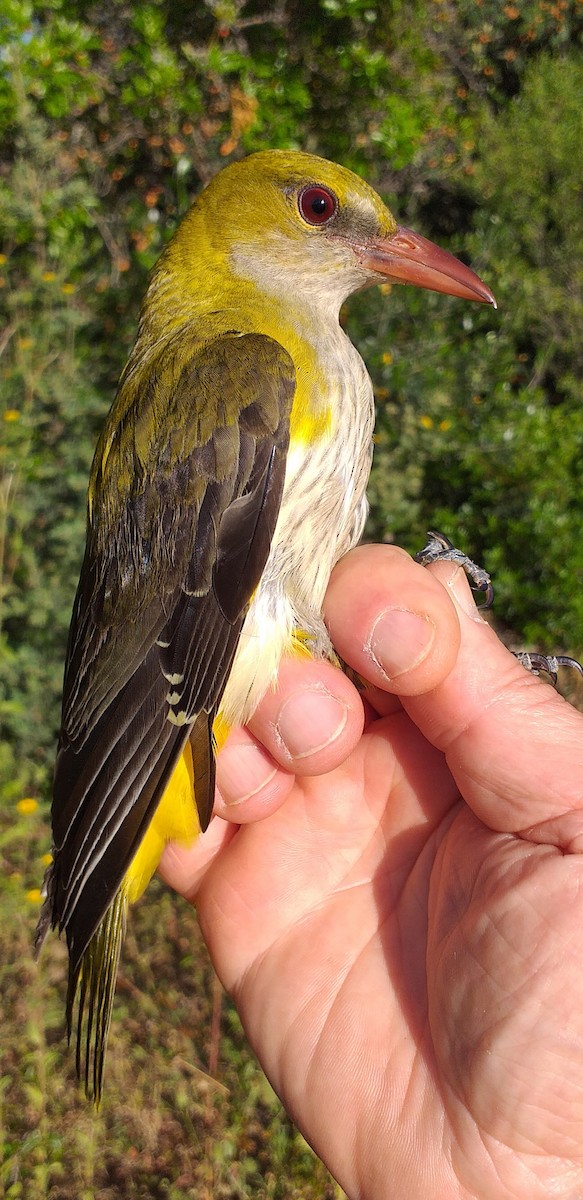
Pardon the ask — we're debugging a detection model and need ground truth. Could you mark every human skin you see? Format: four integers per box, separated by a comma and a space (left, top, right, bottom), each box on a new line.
160, 545, 583, 1200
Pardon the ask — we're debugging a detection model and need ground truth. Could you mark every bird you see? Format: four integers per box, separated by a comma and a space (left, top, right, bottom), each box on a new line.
35, 149, 495, 1102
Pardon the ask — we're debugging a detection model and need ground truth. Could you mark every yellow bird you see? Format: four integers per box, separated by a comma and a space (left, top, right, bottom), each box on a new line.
36, 150, 495, 1101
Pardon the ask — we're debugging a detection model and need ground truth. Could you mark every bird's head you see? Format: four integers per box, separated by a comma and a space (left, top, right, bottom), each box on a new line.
165, 150, 495, 325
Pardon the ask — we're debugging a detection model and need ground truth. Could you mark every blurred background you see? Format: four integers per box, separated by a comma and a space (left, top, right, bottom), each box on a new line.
1, 1, 582, 1195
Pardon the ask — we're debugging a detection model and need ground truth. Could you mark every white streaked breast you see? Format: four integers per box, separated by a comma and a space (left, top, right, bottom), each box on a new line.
220, 327, 375, 727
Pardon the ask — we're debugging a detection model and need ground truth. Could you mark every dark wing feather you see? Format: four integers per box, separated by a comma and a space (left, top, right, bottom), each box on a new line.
43, 332, 295, 973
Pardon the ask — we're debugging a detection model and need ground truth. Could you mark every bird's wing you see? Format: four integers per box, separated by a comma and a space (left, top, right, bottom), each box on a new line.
46, 331, 296, 970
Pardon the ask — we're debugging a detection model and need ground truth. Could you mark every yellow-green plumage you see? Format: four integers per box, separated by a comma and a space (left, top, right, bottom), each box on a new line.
36, 150, 494, 1101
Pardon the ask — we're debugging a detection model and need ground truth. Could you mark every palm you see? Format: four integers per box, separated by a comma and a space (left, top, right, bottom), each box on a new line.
195, 700, 583, 1199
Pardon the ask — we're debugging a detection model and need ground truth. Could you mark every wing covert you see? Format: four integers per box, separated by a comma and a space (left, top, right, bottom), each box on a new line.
46, 331, 296, 969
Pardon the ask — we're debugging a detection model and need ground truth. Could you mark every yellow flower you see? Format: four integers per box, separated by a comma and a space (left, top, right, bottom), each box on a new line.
17, 797, 38, 814
40, 851, 53, 866
26, 888, 43, 904
61, 282, 76, 295
381, 351, 393, 366
42, 270, 57, 282
419, 415, 433, 429
17, 337, 33, 351
3, 409, 20, 422
0, 253, 7, 265
439, 419, 452, 432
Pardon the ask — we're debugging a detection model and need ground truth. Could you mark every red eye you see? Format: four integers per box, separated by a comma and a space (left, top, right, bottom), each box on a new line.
298, 185, 338, 226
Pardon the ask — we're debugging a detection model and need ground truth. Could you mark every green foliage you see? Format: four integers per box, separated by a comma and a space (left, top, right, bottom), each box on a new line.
0, 103, 109, 798
1, 1, 582, 1193
366, 52, 583, 651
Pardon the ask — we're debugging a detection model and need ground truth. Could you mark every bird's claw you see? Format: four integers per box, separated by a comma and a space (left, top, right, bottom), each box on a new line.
414, 530, 494, 608
515, 652, 583, 686
415, 538, 582, 695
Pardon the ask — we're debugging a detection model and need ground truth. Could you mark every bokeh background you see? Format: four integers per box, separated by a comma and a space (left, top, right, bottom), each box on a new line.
1, 2, 582, 1196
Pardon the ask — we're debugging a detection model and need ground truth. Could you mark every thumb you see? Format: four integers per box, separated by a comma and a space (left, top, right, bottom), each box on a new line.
405, 560, 583, 848
325, 544, 583, 847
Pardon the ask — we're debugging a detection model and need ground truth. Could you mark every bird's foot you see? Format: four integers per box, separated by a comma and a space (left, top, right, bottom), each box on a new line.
415, 530, 583, 690
414, 530, 493, 608
515, 652, 583, 686
292, 623, 341, 667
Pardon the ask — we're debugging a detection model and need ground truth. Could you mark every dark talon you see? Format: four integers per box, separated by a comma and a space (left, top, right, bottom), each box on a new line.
516, 652, 583, 686
414, 530, 494, 608
415, 532, 582, 695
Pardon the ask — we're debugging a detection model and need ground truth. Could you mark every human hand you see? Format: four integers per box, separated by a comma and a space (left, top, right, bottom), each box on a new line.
161, 545, 583, 1200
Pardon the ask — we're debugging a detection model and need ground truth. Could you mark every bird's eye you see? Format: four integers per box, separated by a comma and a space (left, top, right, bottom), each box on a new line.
298, 185, 338, 226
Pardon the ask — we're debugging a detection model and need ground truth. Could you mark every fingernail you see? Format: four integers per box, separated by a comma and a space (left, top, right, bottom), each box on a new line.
367, 607, 436, 681
275, 687, 348, 760
218, 742, 278, 805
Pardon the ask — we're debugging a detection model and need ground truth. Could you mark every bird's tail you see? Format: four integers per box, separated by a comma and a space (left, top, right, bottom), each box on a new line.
66, 887, 128, 1105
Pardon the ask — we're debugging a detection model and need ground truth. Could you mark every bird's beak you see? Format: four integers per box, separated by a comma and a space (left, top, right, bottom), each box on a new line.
357, 225, 496, 307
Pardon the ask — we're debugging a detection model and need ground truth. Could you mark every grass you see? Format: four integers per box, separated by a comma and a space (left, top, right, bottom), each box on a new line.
0, 800, 345, 1199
